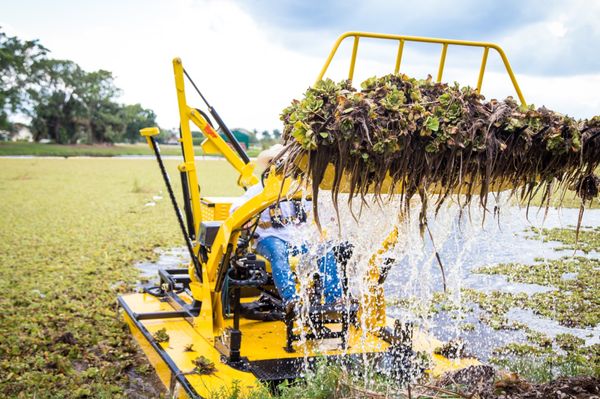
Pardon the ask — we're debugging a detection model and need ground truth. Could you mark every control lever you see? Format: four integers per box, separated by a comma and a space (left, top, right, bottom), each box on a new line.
227, 254, 268, 287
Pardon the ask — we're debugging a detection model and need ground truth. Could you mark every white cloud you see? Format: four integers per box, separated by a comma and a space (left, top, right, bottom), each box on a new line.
547, 20, 567, 38
499, 0, 600, 75
4, 0, 326, 131
2, 0, 599, 133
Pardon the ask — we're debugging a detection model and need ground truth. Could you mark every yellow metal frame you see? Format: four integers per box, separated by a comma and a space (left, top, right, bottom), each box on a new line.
172, 32, 529, 334
124, 32, 531, 396
172, 58, 258, 238
171, 59, 304, 336
171, 51, 400, 342
317, 31, 527, 106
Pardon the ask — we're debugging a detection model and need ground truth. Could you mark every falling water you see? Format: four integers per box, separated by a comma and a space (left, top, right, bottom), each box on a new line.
134, 193, 599, 388
293, 193, 599, 385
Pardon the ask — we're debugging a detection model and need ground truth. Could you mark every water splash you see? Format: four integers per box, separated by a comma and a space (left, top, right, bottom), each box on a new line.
133, 196, 599, 385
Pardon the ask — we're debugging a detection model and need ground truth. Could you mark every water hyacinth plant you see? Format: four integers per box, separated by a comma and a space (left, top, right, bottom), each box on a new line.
278, 75, 600, 230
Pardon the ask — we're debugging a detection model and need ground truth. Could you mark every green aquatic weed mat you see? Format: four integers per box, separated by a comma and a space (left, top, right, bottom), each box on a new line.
0, 158, 240, 398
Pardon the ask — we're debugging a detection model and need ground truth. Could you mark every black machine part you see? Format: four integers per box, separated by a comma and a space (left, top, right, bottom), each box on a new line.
179, 168, 196, 241
146, 135, 203, 282
182, 68, 250, 164
378, 320, 427, 385
198, 221, 222, 248
227, 254, 268, 287
216, 252, 269, 367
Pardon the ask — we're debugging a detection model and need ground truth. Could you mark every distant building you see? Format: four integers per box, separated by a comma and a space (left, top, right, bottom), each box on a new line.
9, 123, 33, 142
164, 130, 180, 145
190, 127, 250, 150
220, 128, 250, 149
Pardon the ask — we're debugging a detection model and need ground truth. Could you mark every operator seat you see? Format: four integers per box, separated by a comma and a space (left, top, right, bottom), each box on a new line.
222, 237, 358, 352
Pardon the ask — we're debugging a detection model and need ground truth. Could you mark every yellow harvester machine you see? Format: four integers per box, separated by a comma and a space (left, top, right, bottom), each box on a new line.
118, 32, 526, 398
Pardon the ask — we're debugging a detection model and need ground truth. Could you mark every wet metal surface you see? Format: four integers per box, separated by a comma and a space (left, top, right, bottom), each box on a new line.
385, 206, 599, 359
134, 206, 599, 361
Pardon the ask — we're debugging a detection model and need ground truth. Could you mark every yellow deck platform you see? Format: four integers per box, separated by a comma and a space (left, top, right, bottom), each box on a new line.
119, 292, 478, 398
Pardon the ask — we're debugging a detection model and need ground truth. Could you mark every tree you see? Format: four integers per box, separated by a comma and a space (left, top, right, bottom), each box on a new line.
272, 128, 281, 141
0, 29, 48, 130
120, 104, 157, 143
2, 28, 161, 144
30, 90, 84, 143
76, 70, 124, 143
29, 60, 87, 143
30, 62, 126, 143
261, 130, 271, 140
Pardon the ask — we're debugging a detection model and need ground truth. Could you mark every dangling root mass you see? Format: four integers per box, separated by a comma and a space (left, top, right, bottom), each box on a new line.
277, 75, 600, 235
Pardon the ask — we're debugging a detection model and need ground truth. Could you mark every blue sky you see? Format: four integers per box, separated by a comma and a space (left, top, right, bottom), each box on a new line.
2, 0, 599, 131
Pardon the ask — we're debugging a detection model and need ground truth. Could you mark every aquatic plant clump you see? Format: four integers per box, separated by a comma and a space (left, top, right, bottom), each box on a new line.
192, 356, 217, 375
279, 75, 600, 227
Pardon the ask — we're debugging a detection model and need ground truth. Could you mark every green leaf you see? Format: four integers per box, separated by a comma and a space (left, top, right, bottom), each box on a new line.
425, 143, 438, 153
425, 116, 440, 132
360, 76, 378, 90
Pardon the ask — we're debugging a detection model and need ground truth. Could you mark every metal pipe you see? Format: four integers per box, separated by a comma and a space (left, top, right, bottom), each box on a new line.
394, 39, 405, 74
317, 31, 527, 106
437, 44, 448, 83
348, 36, 360, 81
477, 47, 490, 94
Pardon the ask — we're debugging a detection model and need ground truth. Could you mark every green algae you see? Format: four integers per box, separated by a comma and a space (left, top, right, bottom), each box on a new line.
0, 158, 241, 398
529, 226, 600, 253
472, 256, 599, 328
152, 328, 169, 343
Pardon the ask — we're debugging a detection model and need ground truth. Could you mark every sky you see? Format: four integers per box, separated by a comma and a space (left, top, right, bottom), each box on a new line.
2, 0, 600, 132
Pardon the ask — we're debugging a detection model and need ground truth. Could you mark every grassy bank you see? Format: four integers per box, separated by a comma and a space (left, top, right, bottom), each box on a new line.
0, 142, 262, 158
0, 158, 597, 398
0, 158, 241, 398
0, 142, 189, 157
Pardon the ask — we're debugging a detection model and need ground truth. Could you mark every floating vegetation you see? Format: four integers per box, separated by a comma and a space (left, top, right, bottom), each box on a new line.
184, 343, 195, 352
492, 343, 552, 357
529, 226, 600, 253
279, 75, 600, 231
191, 356, 217, 375
152, 328, 169, 343
526, 331, 553, 348
555, 333, 585, 352
490, 343, 600, 383
459, 322, 476, 332
0, 159, 237, 398
472, 256, 599, 328
462, 289, 528, 330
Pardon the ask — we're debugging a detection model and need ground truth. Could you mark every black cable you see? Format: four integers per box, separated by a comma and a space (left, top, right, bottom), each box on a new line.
183, 68, 211, 108
183, 68, 251, 164
148, 136, 203, 282
194, 108, 215, 130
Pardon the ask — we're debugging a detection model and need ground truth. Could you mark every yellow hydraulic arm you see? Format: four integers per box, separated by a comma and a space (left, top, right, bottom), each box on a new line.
172, 58, 258, 238
166, 32, 527, 334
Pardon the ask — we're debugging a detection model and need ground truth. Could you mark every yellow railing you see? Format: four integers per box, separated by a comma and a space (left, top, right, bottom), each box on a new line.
317, 31, 527, 106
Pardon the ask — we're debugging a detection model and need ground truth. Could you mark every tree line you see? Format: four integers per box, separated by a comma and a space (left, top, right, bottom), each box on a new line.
248, 128, 281, 149
0, 28, 157, 144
